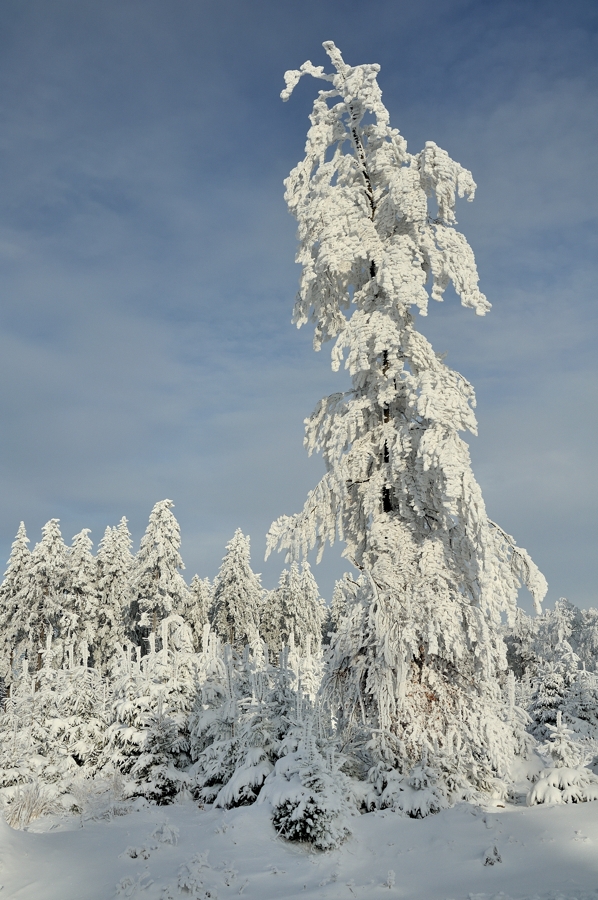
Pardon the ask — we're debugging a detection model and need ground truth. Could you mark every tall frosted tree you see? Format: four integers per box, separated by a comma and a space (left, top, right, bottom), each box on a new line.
131, 500, 191, 643
66, 528, 98, 659
300, 562, 327, 651
211, 530, 261, 649
267, 43, 547, 795
262, 562, 326, 654
27, 519, 72, 669
96, 518, 133, 672
186, 575, 212, 650
0, 523, 31, 683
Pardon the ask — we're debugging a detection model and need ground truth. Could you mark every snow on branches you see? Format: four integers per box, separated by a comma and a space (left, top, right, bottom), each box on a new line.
269, 42, 547, 792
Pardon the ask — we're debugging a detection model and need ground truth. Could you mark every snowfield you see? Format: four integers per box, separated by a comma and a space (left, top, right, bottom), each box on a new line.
2, 797, 598, 900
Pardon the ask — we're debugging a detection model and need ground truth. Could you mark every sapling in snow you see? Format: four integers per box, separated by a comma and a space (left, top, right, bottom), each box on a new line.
527, 711, 598, 805
262, 718, 353, 850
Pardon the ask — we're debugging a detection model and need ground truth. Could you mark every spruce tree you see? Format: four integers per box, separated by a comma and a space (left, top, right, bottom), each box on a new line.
66, 528, 98, 661
27, 519, 71, 669
261, 565, 301, 655
299, 562, 327, 652
96, 519, 132, 673
186, 575, 212, 651
211, 530, 261, 649
528, 711, 598, 805
131, 501, 190, 645
268, 43, 547, 796
262, 563, 325, 655
0, 523, 31, 683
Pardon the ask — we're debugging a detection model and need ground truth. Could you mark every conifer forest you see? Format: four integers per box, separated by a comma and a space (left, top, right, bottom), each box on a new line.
1, 38, 598, 900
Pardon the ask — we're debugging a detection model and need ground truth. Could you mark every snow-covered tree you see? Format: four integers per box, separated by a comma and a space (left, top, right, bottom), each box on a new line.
567, 665, 598, 729
52, 641, 111, 775
189, 636, 300, 808
262, 718, 353, 850
262, 563, 325, 656
261, 564, 300, 655
0, 637, 82, 798
185, 575, 212, 651
577, 607, 598, 671
66, 529, 98, 661
124, 645, 193, 805
101, 621, 195, 804
325, 574, 357, 645
267, 43, 547, 795
0, 523, 31, 684
96, 519, 133, 674
189, 641, 243, 803
211, 530, 261, 650
131, 501, 191, 646
26, 520, 72, 669
528, 711, 598, 805
299, 562, 327, 651
505, 608, 540, 680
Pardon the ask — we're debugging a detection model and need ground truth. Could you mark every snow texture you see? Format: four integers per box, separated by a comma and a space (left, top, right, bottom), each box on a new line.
2, 797, 598, 899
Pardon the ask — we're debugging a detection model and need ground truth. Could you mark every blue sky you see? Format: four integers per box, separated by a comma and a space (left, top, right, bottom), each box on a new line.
0, 0, 596, 607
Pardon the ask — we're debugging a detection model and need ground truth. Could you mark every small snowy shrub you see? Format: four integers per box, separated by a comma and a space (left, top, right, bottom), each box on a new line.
4, 780, 58, 829
365, 755, 449, 817
263, 722, 352, 851
177, 851, 217, 898
527, 712, 598, 806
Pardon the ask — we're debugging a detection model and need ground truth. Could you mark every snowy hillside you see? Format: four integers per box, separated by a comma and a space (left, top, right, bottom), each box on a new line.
3, 794, 598, 900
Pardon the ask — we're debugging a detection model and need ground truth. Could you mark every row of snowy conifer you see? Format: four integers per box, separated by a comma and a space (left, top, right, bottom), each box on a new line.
0, 499, 327, 684
506, 598, 598, 739
1, 506, 598, 845
0, 607, 354, 847
2, 595, 598, 844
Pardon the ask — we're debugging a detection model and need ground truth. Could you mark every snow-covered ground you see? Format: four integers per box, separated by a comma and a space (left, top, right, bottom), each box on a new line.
2, 796, 598, 900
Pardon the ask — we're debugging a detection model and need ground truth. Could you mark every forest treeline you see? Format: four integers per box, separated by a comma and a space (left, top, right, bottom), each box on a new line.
0, 500, 326, 680
0, 499, 597, 844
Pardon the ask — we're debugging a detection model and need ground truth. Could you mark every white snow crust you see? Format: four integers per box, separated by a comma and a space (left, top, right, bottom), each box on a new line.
2, 797, 598, 899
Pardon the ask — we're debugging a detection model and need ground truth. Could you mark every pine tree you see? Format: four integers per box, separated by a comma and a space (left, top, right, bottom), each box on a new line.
96, 519, 132, 673
131, 501, 191, 646
211, 530, 261, 650
267, 43, 547, 795
0, 523, 31, 684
